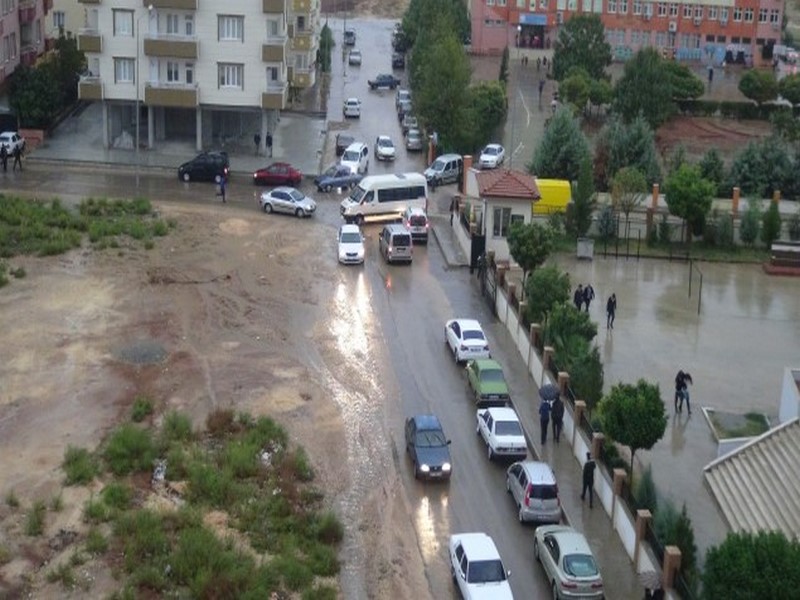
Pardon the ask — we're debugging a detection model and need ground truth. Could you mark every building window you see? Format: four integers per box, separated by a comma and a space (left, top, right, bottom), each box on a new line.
758, 8, 767, 23
267, 66, 279, 82
166, 14, 179, 35
114, 57, 135, 83
720, 8, 728, 21
657, 3, 666, 17
267, 19, 281, 37
185, 62, 194, 84
655, 31, 667, 46
682, 5, 691, 18
731, 36, 740, 43
742, 36, 751, 44
218, 15, 244, 41
583, 0, 591, 11
498, 0, 507, 6
694, 6, 702, 18
218, 63, 243, 88
113, 9, 134, 36
669, 3, 678, 16
295, 53, 309, 69
607, 0, 616, 13
708, 7, 717, 20
619, 0, 627, 13
633, 0, 642, 15
716, 35, 725, 42
297, 15, 307, 31
733, 7, 742, 21
642, 31, 651, 45
769, 9, 779, 23
593, 0, 603, 12
567, 0, 576, 10
487, 0, 494, 5
53, 10, 65, 30
540, 0, 549, 9
166, 61, 179, 82
492, 207, 512, 237
743, 8, 753, 22
185, 15, 194, 35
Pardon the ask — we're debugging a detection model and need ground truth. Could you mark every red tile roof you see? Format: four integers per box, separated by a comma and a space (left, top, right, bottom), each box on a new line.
475, 168, 541, 201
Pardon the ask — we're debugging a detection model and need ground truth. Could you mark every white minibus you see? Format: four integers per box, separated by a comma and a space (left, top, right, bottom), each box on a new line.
340, 173, 428, 225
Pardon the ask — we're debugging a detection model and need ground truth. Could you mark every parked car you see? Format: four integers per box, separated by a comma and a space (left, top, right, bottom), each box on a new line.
405, 414, 452, 480
258, 187, 316, 218
392, 52, 406, 69
477, 407, 527, 461
449, 533, 514, 600
314, 164, 363, 192
506, 460, 562, 524
444, 318, 490, 363
335, 133, 355, 156
424, 153, 464, 187
395, 88, 411, 110
0, 131, 25, 154
177, 151, 229, 183
344, 28, 356, 45
374, 135, 396, 161
534, 525, 604, 600
337, 223, 365, 265
348, 49, 362, 66
368, 73, 401, 90
252, 162, 302, 186
402, 206, 429, 244
405, 128, 423, 151
479, 143, 506, 169
343, 97, 362, 118
397, 99, 413, 121
466, 359, 511, 407
401, 114, 418, 135
340, 142, 369, 174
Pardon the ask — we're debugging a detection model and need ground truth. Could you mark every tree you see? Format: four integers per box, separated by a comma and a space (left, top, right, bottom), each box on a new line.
506, 221, 554, 295
761, 201, 782, 246
739, 199, 761, 246
544, 302, 597, 348
778, 72, 800, 105
529, 108, 591, 182
593, 115, 661, 191
524, 265, 570, 324
499, 46, 509, 86
703, 531, 800, 599
402, 0, 470, 49
9, 65, 62, 129
599, 379, 667, 473
738, 69, 778, 105
597, 205, 617, 241
726, 138, 796, 199
560, 69, 591, 114
613, 48, 675, 128
664, 164, 715, 240
466, 81, 507, 150
663, 61, 704, 101
588, 78, 613, 114
698, 148, 727, 197
567, 157, 595, 238
552, 15, 611, 81
611, 167, 648, 236
564, 345, 604, 412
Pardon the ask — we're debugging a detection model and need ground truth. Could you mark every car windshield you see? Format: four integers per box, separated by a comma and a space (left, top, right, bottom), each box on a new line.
288, 189, 305, 202
409, 215, 427, 226
495, 420, 522, 436
340, 232, 362, 244
414, 430, 447, 448
349, 185, 366, 203
563, 554, 599, 578
431, 158, 445, 170
480, 369, 505, 383
342, 150, 359, 161
529, 484, 558, 500
463, 330, 485, 341
324, 165, 338, 176
484, 147, 499, 156
408, 132, 420, 140
379, 139, 392, 147
467, 559, 507, 584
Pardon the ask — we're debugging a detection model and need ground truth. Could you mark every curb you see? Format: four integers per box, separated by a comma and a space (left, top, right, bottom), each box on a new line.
430, 224, 470, 269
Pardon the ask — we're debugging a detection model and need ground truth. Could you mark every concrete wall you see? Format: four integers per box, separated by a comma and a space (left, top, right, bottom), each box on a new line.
779, 367, 800, 424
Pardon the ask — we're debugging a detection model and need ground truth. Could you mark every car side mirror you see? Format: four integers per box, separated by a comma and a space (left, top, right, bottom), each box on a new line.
507, 570, 512, 578
446, 440, 452, 445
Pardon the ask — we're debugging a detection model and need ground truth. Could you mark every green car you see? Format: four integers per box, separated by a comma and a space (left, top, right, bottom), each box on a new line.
466, 359, 511, 407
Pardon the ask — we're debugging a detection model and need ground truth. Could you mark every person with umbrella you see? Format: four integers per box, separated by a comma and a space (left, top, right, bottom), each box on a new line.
538, 383, 559, 445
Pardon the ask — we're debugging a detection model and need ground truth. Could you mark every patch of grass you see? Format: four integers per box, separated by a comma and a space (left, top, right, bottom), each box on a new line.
46, 562, 76, 588
161, 411, 193, 444
129, 564, 169, 592
85, 527, 108, 555
104, 424, 156, 476
50, 492, 64, 512
305, 541, 340, 576
272, 555, 314, 591
152, 220, 169, 236
69, 551, 87, 566
165, 444, 190, 480
313, 510, 344, 545
302, 584, 338, 600
710, 410, 770, 439
0, 545, 12, 565
25, 500, 46, 536
101, 482, 132, 511
206, 408, 237, 437
5, 489, 19, 508
83, 496, 111, 524
131, 395, 154, 423
187, 462, 241, 508
63, 445, 99, 485
223, 439, 260, 479
114, 510, 170, 572
290, 447, 315, 482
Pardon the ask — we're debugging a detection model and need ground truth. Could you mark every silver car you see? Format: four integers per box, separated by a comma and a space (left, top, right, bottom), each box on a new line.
534, 525, 604, 599
259, 186, 316, 218
348, 49, 362, 66
406, 128, 423, 151
506, 460, 562, 524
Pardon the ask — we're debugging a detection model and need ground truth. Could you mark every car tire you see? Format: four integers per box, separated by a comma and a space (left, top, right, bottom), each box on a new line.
263, 203, 273, 214
295, 208, 305, 218
552, 581, 559, 600
506, 475, 512, 493
354, 214, 364, 226
182, 172, 190, 182
487, 444, 495, 461
534, 539, 541, 562
324, 184, 332, 193
518, 506, 526, 524
413, 461, 420, 479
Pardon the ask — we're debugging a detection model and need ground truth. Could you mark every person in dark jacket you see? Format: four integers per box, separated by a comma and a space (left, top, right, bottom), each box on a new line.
12, 145, 22, 171
539, 399, 551, 445
675, 370, 694, 414
0, 145, 7, 172
551, 396, 565, 443
583, 284, 595, 312
573, 284, 584, 310
606, 293, 617, 328
581, 452, 596, 508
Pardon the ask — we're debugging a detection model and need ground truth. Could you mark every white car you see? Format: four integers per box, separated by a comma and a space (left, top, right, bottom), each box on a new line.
348, 49, 362, 66
534, 525, 604, 600
337, 223, 365, 265
343, 97, 361, 118
479, 143, 505, 169
476, 407, 527, 461
449, 533, 514, 600
0, 131, 25, 154
445, 318, 490, 363
259, 186, 316, 218
374, 135, 396, 161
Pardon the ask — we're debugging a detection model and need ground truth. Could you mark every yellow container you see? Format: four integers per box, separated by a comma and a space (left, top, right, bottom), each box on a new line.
533, 179, 571, 215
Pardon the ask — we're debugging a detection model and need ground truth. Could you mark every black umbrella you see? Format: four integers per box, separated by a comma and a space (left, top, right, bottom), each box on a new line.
538, 383, 560, 402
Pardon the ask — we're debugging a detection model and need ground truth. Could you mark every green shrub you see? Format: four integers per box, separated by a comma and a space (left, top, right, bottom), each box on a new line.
131, 395, 154, 422
739, 200, 761, 246
634, 466, 658, 513
152, 220, 169, 236
102, 482, 132, 511
104, 424, 156, 476
63, 445, 99, 485
129, 564, 168, 591
85, 527, 108, 555
716, 213, 734, 247
524, 265, 570, 325
761, 201, 782, 246
10, 266, 25, 278
114, 510, 169, 571
5, 489, 19, 508
223, 440, 261, 479
273, 555, 314, 591
46, 563, 76, 588
302, 585, 338, 600
83, 496, 111, 524
313, 510, 344, 545
50, 492, 64, 512
597, 205, 617, 240
244, 416, 288, 450
187, 463, 240, 508
25, 500, 46, 536
290, 447, 314, 482
306, 541, 340, 576
162, 411, 193, 443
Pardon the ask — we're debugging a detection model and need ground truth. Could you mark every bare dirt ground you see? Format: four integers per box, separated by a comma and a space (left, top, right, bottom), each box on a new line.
655, 116, 773, 162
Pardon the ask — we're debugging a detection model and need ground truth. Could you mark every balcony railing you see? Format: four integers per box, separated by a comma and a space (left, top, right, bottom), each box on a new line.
262, 35, 288, 62
262, 82, 288, 110
263, 0, 286, 13
20, 45, 38, 67
79, 75, 103, 101
143, 34, 198, 59
144, 81, 198, 108
18, 2, 36, 25
147, 0, 197, 9
78, 29, 102, 53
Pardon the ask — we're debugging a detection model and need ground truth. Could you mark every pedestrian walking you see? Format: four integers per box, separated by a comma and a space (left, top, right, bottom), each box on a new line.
573, 284, 584, 310
12, 145, 22, 171
606, 293, 617, 328
266, 132, 273, 158
550, 97, 558, 114
217, 175, 227, 203
539, 399, 551, 445
674, 370, 694, 414
542, 55, 548, 68
254, 132, 261, 155
583, 284, 595, 312
581, 452, 596, 508
707, 64, 714, 85
449, 196, 457, 226
538, 78, 545, 100
536, 56, 542, 71
551, 396, 564, 443
0, 145, 7, 172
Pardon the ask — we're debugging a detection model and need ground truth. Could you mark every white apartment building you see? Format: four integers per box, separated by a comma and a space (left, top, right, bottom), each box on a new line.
76, 0, 319, 152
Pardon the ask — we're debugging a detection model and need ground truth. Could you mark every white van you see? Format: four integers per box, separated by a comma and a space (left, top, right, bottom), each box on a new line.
341, 142, 369, 174
340, 173, 428, 225
424, 153, 463, 188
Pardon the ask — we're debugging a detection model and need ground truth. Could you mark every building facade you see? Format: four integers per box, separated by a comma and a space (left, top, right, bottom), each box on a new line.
470, 0, 782, 66
0, 0, 51, 90
49, 0, 85, 39
77, 0, 319, 151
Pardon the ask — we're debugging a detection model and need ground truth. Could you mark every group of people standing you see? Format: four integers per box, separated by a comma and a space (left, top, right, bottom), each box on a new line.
538, 394, 565, 445
572, 284, 617, 329
0, 144, 23, 172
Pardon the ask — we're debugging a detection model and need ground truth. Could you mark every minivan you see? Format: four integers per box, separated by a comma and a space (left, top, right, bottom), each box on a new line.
379, 223, 413, 264
506, 460, 562, 524
402, 206, 429, 244
424, 153, 463, 188
340, 142, 369, 175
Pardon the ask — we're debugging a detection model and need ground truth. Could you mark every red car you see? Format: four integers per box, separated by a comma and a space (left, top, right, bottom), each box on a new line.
253, 162, 302, 186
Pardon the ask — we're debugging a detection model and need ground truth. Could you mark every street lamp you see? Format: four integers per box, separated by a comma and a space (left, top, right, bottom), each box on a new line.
508, 24, 521, 170
135, 4, 154, 189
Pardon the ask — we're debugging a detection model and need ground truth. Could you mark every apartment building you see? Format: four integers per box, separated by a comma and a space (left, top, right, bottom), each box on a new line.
77, 0, 320, 151
49, 0, 84, 38
0, 0, 51, 90
471, 0, 782, 66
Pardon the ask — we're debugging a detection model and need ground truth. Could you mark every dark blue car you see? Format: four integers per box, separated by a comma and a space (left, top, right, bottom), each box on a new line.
405, 415, 452, 481
314, 164, 363, 193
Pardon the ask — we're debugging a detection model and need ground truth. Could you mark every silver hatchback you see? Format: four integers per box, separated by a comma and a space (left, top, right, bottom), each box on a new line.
506, 460, 562, 524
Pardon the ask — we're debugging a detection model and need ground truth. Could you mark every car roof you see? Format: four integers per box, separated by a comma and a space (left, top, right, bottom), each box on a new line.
453, 318, 483, 331
268, 162, 292, 168
377, 135, 392, 142
470, 358, 502, 370
345, 97, 360, 103
410, 414, 443, 431
538, 526, 592, 555
343, 142, 366, 152
518, 460, 557, 484
405, 206, 426, 216
336, 133, 354, 140
484, 406, 519, 421
407, 129, 421, 136
340, 224, 361, 234
451, 533, 501, 561
484, 143, 503, 150
272, 186, 298, 193
350, 48, 361, 53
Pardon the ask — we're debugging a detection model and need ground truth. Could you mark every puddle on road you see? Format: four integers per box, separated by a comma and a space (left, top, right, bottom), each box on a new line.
113, 339, 168, 365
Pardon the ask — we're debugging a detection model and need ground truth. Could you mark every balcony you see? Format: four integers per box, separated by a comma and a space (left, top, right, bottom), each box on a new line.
143, 35, 198, 59
291, 67, 313, 89
262, 36, 288, 62
20, 45, 38, 67
291, 29, 314, 51
78, 30, 102, 53
145, 82, 198, 108
263, 0, 286, 13
292, 0, 313, 12
79, 76, 103, 101
262, 82, 288, 110
18, 1, 36, 25
147, 0, 197, 8
78, 0, 100, 4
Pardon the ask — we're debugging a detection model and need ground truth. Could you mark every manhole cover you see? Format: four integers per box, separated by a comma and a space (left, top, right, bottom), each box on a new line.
115, 339, 168, 365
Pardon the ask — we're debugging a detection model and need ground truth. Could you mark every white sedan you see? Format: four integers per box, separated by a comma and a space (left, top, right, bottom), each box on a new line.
449, 533, 514, 600
476, 407, 527, 461
534, 525, 604, 600
0, 131, 25, 154
445, 318, 490, 363
343, 97, 361, 118
479, 143, 505, 169
337, 223, 365, 265
374, 135, 396, 161
259, 187, 316, 218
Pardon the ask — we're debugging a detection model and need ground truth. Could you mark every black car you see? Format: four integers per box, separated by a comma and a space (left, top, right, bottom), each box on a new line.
344, 28, 356, 45
392, 52, 405, 69
335, 133, 355, 157
368, 74, 401, 90
178, 151, 229, 183
405, 415, 452, 481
